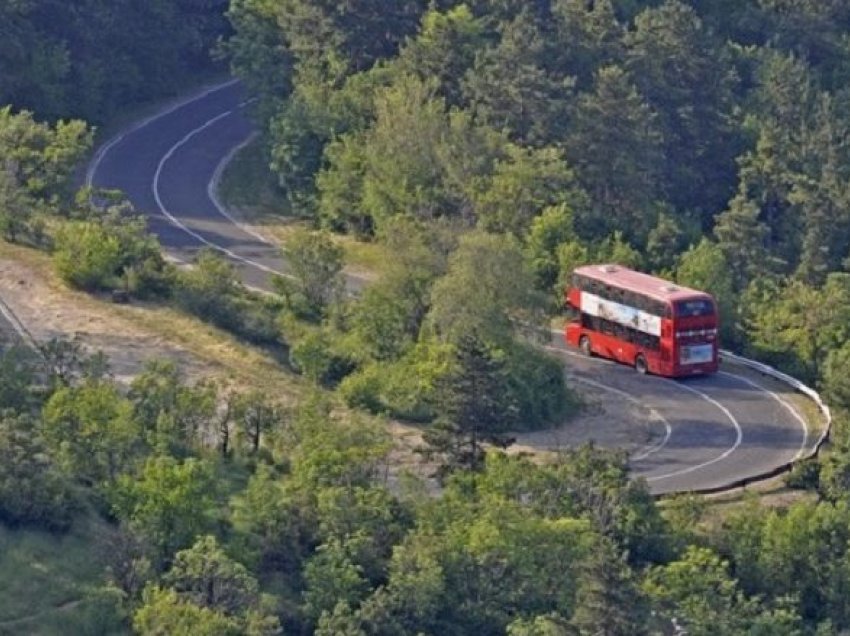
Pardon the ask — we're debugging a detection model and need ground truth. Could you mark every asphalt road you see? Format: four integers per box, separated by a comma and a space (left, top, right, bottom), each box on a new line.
88, 80, 812, 494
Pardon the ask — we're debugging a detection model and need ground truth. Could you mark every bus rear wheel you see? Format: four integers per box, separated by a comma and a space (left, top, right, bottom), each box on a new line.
579, 335, 592, 356
635, 354, 648, 375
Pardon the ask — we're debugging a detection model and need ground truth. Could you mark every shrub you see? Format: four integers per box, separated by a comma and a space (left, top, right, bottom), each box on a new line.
53, 221, 123, 291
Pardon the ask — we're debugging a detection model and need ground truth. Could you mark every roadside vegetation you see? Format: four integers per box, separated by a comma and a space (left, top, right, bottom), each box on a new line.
3, 0, 850, 634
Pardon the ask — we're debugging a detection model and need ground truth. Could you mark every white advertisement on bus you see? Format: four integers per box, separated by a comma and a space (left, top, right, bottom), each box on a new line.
581, 292, 662, 337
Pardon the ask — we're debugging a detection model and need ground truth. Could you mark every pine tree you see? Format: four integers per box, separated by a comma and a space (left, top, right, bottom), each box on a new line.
571, 536, 649, 636
421, 334, 517, 480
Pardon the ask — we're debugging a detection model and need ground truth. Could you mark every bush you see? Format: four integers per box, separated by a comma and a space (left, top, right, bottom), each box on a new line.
0, 412, 76, 532
54, 221, 123, 291
289, 329, 356, 386
338, 365, 385, 413
502, 341, 573, 431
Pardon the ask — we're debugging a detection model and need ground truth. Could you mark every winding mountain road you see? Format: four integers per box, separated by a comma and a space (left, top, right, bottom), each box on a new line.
88, 80, 813, 494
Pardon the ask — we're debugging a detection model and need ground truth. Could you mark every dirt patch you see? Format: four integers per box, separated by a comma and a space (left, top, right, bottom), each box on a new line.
0, 256, 205, 383
0, 243, 304, 402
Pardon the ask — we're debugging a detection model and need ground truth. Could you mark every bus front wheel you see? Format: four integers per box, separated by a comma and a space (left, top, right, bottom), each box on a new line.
635, 354, 648, 375
579, 335, 592, 357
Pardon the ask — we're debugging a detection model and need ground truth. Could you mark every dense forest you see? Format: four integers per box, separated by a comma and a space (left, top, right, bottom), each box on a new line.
5, 0, 850, 634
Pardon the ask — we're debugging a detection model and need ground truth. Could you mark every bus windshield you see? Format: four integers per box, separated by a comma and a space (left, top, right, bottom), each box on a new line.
674, 298, 715, 317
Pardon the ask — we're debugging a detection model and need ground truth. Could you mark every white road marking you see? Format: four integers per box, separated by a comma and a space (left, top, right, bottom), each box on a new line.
719, 370, 809, 460
152, 110, 287, 277
206, 130, 275, 245
547, 343, 744, 482
645, 379, 743, 483
86, 79, 240, 189
566, 374, 673, 460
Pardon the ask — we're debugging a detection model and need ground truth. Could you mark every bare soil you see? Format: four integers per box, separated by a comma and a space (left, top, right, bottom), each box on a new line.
0, 243, 304, 402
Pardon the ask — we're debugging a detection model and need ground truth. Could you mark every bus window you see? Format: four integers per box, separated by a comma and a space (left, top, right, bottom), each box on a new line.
675, 299, 714, 317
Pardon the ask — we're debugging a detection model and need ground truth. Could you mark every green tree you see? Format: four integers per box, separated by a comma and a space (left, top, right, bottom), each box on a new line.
565, 64, 664, 244
428, 230, 542, 343
823, 344, 850, 411
746, 273, 850, 381
472, 144, 577, 237
0, 106, 91, 203
53, 221, 123, 290
525, 204, 576, 292
233, 390, 284, 455
643, 546, 757, 636
0, 411, 75, 531
625, 0, 740, 220
397, 5, 486, 106
676, 238, 738, 346
109, 456, 218, 562
277, 228, 345, 320
0, 347, 39, 412
42, 380, 140, 485
421, 334, 518, 477
551, 0, 624, 88
133, 586, 242, 636
462, 11, 571, 145
714, 191, 772, 289
303, 537, 370, 624
230, 463, 312, 573
570, 536, 648, 635
128, 359, 216, 454
162, 535, 279, 632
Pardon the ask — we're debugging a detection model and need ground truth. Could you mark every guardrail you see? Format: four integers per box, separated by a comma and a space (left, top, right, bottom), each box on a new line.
679, 349, 833, 496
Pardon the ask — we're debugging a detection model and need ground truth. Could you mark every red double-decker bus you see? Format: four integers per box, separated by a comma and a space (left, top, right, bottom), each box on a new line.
564, 264, 719, 377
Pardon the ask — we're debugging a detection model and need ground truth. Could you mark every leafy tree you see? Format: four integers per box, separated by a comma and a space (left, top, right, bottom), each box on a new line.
0, 411, 75, 531
54, 204, 173, 295
53, 221, 123, 291
133, 586, 242, 636
551, 0, 624, 88
643, 546, 764, 636
0, 346, 39, 412
525, 204, 576, 292
462, 11, 571, 145
823, 344, 850, 411
42, 379, 140, 485
109, 456, 218, 562
303, 537, 370, 623
233, 390, 284, 455
128, 359, 216, 454
746, 273, 850, 381
714, 191, 772, 289
0, 106, 91, 203
222, 0, 295, 117
358, 75, 458, 226
377, 485, 593, 634
162, 535, 276, 629
472, 144, 577, 237
175, 249, 243, 325
39, 335, 89, 389
230, 463, 313, 573
397, 5, 487, 106
427, 230, 542, 343
676, 238, 739, 346
277, 228, 345, 320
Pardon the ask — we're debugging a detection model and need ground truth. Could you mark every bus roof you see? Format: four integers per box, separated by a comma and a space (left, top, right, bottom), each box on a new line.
573, 264, 711, 304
